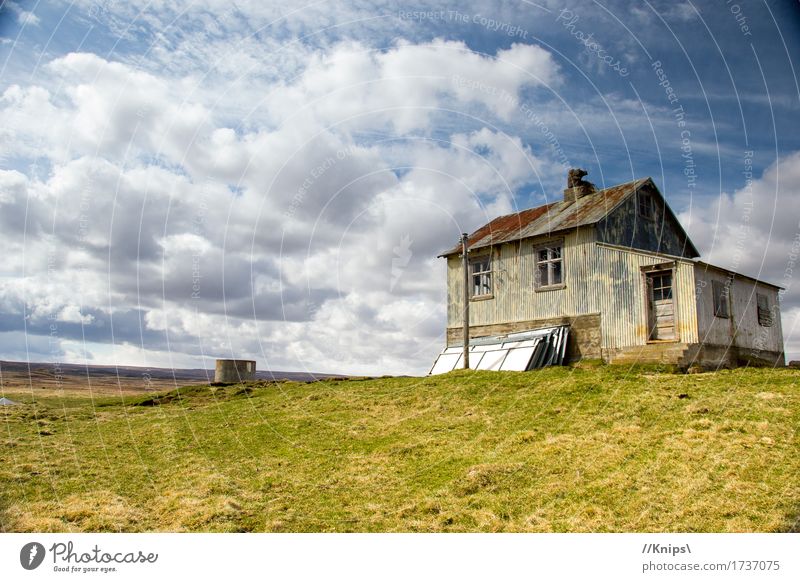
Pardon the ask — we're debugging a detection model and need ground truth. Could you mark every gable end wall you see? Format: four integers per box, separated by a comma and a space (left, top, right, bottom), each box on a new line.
595, 183, 695, 258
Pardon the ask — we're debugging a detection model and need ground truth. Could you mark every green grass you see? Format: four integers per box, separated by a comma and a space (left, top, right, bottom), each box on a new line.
1, 366, 798, 532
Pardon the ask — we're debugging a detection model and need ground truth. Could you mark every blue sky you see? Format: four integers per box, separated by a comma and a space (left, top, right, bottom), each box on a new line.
1, 0, 799, 374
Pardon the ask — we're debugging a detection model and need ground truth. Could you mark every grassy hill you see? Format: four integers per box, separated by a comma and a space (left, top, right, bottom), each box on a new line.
1, 365, 798, 532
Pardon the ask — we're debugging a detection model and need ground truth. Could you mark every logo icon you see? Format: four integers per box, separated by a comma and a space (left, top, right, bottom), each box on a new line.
20, 542, 46, 570
390, 234, 413, 291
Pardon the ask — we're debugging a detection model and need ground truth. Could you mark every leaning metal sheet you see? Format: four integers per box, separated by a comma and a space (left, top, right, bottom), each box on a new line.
455, 352, 485, 370
476, 349, 508, 371
500, 347, 536, 371
429, 353, 460, 375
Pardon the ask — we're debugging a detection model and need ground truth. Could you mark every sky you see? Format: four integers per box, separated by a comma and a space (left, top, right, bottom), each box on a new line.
0, 0, 799, 375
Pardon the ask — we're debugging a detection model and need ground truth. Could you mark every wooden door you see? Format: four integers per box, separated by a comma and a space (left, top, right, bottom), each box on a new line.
647, 271, 676, 341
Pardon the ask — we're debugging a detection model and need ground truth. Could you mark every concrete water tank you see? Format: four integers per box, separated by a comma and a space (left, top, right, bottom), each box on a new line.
214, 359, 257, 383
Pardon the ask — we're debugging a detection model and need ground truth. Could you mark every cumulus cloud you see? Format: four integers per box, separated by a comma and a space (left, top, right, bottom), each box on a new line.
0, 36, 560, 374
680, 152, 800, 295
680, 152, 800, 356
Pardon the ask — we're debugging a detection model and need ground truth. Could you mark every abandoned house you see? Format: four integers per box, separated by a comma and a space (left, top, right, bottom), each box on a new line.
436, 170, 785, 370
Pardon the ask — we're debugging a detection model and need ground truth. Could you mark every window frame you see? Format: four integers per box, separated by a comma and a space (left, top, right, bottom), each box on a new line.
650, 272, 673, 302
637, 191, 655, 220
712, 279, 730, 318
534, 240, 565, 290
469, 254, 493, 299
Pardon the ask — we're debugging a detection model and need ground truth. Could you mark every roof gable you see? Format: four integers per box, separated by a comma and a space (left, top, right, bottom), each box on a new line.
439, 177, 657, 256
595, 180, 699, 258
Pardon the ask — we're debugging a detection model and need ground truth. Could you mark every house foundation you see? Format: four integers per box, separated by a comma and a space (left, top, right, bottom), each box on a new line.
447, 313, 601, 363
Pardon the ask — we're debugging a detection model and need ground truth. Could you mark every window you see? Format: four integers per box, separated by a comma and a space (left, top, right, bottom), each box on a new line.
712, 280, 729, 318
757, 293, 773, 327
638, 192, 654, 219
535, 244, 563, 288
470, 256, 492, 297
650, 273, 673, 301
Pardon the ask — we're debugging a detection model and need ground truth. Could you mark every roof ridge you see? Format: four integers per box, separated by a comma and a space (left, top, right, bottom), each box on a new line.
437, 176, 656, 257
489, 177, 651, 220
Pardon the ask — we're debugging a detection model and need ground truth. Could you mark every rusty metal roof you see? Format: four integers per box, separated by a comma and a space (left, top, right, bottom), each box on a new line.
439, 177, 651, 256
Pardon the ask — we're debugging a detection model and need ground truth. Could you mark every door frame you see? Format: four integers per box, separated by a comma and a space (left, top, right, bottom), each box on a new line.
641, 262, 680, 343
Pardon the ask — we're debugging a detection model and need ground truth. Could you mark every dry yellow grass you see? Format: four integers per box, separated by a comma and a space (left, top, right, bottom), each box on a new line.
1, 366, 798, 532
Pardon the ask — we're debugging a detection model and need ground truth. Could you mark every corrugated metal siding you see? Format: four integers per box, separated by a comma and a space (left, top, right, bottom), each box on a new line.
594, 244, 698, 348
694, 266, 783, 353
446, 233, 699, 349
447, 228, 597, 328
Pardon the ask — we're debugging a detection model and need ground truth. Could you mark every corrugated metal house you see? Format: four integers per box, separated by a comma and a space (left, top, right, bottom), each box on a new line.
439, 171, 785, 368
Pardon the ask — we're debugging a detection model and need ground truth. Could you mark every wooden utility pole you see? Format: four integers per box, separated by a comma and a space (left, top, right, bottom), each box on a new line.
461, 233, 470, 369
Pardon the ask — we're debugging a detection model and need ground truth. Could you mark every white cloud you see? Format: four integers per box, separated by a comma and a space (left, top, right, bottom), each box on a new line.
6, 1, 40, 26
263, 39, 559, 133
680, 152, 800, 286
0, 38, 563, 374
680, 151, 800, 360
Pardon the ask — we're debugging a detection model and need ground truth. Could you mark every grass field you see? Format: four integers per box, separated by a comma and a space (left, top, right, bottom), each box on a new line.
1, 365, 798, 532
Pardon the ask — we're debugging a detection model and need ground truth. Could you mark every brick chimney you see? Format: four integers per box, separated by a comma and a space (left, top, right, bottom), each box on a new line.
563, 168, 596, 202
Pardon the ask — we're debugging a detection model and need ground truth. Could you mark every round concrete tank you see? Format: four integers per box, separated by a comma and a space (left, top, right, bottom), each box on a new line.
214, 359, 256, 383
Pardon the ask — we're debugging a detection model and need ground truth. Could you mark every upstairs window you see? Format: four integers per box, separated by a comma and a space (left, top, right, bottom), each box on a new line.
712, 280, 729, 318
638, 192, 654, 220
757, 293, 773, 327
470, 256, 492, 297
535, 244, 563, 288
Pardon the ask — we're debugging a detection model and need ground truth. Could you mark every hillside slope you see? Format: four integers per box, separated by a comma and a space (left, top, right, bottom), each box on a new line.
1, 366, 798, 532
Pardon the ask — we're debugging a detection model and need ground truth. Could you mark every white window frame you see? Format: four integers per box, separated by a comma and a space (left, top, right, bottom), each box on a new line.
470, 254, 492, 298
534, 241, 564, 290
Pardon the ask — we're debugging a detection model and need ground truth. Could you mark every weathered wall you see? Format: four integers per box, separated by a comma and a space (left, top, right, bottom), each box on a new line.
214, 359, 257, 383
446, 227, 596, 328
691, 344, 785, 369
447, 313, 602, 361
593, 244, 698, 348
595, 182, 696, 258
694, 265, 784, 357
445, 231, 699, 350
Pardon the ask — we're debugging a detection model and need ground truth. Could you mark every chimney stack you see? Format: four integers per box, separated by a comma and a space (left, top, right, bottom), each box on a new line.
564, 168, 596, 202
